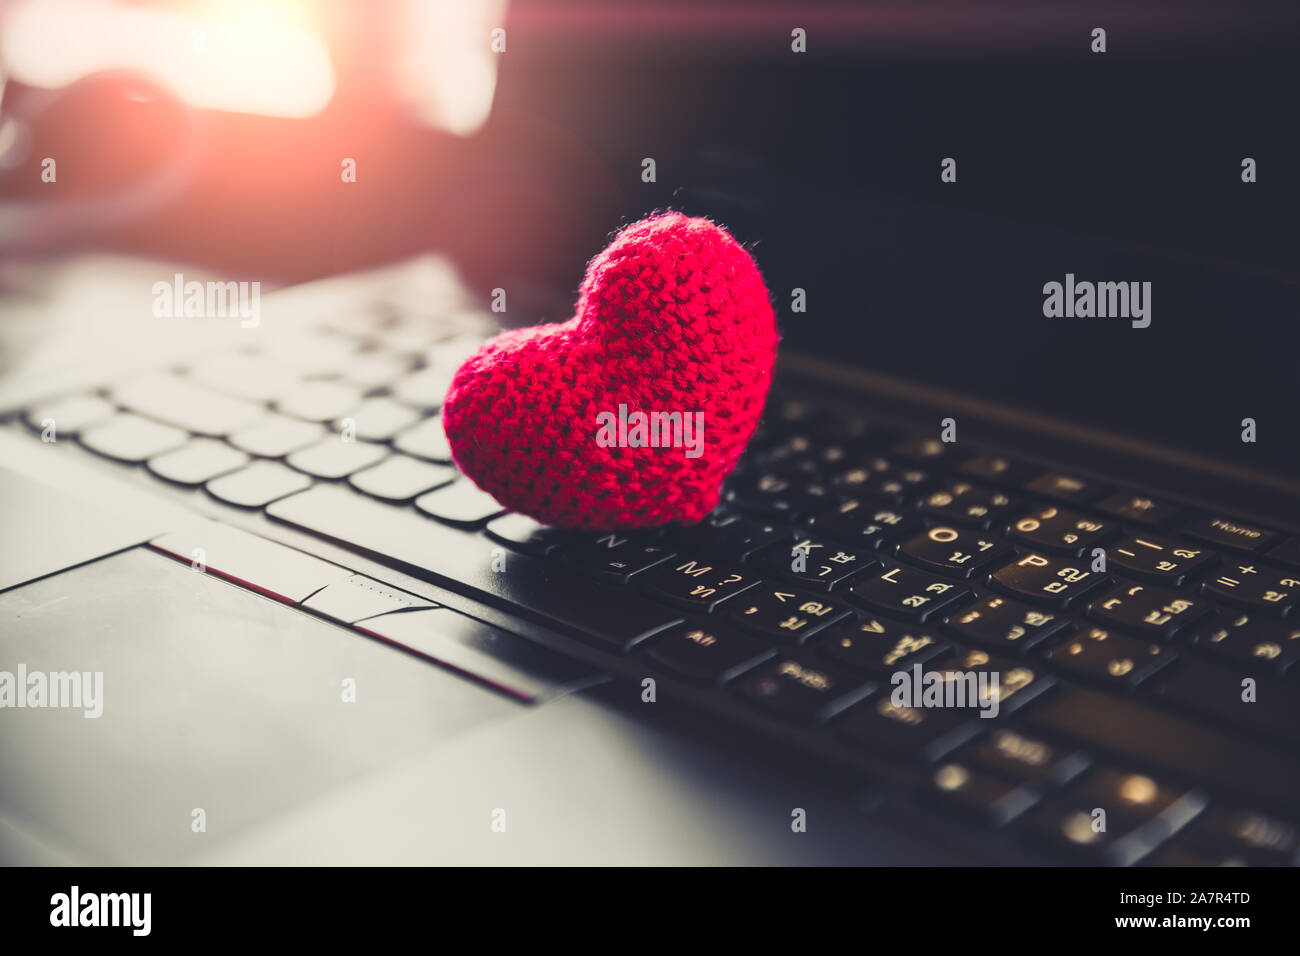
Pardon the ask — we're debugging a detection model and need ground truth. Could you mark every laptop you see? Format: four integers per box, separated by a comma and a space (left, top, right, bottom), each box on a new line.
1, 0, 1298, 868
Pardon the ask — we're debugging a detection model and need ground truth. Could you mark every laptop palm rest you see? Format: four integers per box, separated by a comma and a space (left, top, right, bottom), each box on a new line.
0, 548, 525, 864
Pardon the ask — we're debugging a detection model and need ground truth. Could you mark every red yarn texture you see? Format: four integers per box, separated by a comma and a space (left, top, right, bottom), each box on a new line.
442, 212, 778, 530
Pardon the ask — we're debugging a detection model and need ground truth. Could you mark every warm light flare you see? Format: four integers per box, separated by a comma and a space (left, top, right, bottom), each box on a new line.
2, 0, 336, 118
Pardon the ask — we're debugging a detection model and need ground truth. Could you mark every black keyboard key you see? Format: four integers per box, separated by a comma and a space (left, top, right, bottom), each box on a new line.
484, 514, 571, 556
806, 411, 880, 444
1045, 625, 1175, 690
767, 480, 839, 517
1145, 844, 1262, 866
642, 558, 761, 612
828, 455, 890, 482
266, 484, 683, 652
920, 482, 1020, 529
810, 443, 855, 470
726, 473, 835, 519
726, 586, 852, 644
1009, 505, 1117, 556
833, 461, 930, 501
965, 728, 1090, 786
763, 537, 876, 591
206, 461, 314, 508
670, 512, 789, 560
414, 481, 506, 527
644, 623, 774, 684
737, 653, 874, 722
929, 648, 1054, 715
804, 499, 917, 550
745, 429, 792, 459
754, 460, 821, 486
753, 437, 821, 478
1025, 768, 1205, 865
1087, 583, 1210, 639
723, 471, 796, 517
944, 594, 1068, 653
1184, 514, 1281, 554
1175, 807, 1300, 866
1078, 770, 1203, 832
1201, 561, 1299, 614
889, 437, 953, 464
990, 552, 1106, 608
837, 696, 981, 762
847, 562, 970, 622
565, 534, 675, 584
766, 398, 817, 429
1107, 534, 1215, 585
1024, 471, 1110, 505
815, 617, 948, 676
755, 429, 812, 456
956, 453, 1035, 488
1032, 685, 1300, 811
1190, 614, 1300, 675
1156, 656, 1300, 749
926, 761, 1041, 827
1096, 491, 1182, 527
896, 525, 1010, 578
1265, 537, 1300, 571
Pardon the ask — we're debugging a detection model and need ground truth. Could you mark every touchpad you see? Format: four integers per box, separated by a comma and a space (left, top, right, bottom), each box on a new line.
0, 548, 522, 864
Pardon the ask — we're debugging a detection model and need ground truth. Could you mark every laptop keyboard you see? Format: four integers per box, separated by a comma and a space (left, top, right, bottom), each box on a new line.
16, 310, 1300, 867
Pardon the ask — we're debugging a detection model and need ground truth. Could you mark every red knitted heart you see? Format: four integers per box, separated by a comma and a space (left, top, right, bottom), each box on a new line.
442, 212, 778, 530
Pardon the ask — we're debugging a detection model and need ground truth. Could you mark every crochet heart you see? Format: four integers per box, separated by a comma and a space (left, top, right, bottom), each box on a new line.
442, 212, 778, 530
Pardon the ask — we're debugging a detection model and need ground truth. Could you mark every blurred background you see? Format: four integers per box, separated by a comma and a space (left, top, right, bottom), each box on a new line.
1, 0, 1298, 473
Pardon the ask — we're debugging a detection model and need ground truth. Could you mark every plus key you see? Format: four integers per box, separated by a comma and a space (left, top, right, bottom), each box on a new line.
1201, 563, 1299, 615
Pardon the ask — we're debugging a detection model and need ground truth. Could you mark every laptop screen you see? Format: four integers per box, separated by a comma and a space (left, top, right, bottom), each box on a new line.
490, 1, 1300, 478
